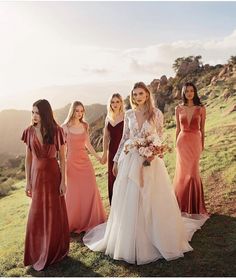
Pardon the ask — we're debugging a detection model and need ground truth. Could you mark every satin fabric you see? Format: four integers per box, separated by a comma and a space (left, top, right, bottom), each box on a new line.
64, 128, 106, 234
21, 126, 70, 271
174, 105, 208, 215
107, 121, 124, 204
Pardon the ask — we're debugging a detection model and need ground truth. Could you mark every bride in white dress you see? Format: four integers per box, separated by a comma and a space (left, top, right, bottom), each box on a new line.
83, 82, 208, 265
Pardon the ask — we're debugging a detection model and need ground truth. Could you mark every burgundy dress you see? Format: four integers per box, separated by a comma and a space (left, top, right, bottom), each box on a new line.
107, 120, 124, 204
173, 105, 208, 215
21, 125, 70, 271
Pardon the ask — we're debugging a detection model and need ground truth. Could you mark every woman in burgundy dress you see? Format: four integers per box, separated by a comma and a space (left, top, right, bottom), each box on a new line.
173, 82, 208, 220
101, 94, 124, 205
21, 99, 69, 271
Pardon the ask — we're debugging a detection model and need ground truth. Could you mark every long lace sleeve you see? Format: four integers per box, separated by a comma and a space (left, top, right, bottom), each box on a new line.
155, 108, 164, 140
113, 112, 130, 163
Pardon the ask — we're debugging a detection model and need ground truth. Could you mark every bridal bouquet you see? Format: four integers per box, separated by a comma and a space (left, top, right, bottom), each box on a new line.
124, 132, 172, 166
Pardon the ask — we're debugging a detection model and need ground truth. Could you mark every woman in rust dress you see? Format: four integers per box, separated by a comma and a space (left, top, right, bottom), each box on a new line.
21, 99, 69, 271
101, 94, 124, 205
173, 82, 208, 220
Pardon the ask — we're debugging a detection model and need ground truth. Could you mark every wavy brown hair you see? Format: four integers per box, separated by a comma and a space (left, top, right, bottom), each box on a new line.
130, 82, 156, 123
63, 101, 89, 131
33, 99, 58, 144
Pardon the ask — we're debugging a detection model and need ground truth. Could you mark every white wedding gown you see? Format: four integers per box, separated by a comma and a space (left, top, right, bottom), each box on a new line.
83, 108, 208, 265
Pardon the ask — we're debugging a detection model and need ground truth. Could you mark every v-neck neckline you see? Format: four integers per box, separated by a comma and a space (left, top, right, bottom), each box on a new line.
182, 105, 197, 127
133, 110, 147, 132
33, 127, 44, 147
108, 120, 124, 128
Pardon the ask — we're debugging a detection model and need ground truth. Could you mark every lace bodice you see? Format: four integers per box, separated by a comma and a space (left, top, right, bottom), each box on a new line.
113, 108, 163, 162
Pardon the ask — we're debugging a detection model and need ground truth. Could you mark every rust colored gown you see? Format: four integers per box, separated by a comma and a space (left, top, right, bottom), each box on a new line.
107, 120, 124, 204
21, 126, 70, 271
173, 105, 208, 215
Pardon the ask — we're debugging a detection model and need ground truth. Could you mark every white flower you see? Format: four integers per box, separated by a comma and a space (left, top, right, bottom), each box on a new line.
153, 136, 162, 146
143, 147, 153, 158
138, 147, 146, 156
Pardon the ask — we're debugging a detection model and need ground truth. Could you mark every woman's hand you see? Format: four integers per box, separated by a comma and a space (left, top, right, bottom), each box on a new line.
59, 182, 66, 196
100, 153, 107, 165
25, 182, 32, 197
112, 162, 118, 177
96, 155, 102, 163
146, 155, 155, 162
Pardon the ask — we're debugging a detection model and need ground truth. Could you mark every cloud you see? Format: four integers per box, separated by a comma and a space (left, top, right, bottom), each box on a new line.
82, 67, 109, 75
118, 29, 236, 78
1, 24, 236, 110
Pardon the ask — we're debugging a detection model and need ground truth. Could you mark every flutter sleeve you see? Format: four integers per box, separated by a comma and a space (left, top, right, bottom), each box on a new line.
155, 108, 164, 140
55, 126, 66, 151
21, 127, 32, 151
113, 111, 130, 163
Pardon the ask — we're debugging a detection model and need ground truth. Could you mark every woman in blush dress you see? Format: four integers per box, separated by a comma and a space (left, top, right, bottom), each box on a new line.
62, 101, 106, 234
173, 82, 209, 220
101, 93, 124, 205
83, 82, 207, 265
21, 99, 69, 271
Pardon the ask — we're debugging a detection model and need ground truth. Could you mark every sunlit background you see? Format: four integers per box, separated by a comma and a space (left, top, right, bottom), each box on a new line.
1, 1, 236, 110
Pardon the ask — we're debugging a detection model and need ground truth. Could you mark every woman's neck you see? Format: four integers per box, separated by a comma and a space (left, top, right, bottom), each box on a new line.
187, 100, 194, 107
136, 104, 146, 112
71, 119, 82, 126
34, 123, 41, 129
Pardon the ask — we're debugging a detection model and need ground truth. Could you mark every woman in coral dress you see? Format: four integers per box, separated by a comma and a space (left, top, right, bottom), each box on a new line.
173, 82, 208, 218
21, 99, 69, 271
101, 93, 124, 204
62, 101, 106, 234
83, 82, 207, 265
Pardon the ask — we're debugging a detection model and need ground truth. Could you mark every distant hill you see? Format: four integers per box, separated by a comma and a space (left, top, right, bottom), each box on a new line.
0, 103, 106, 156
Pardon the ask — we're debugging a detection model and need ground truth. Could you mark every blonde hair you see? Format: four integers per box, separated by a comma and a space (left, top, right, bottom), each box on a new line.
130, 82, 156, 123
63, 101, 88, 131
107, 93, 124, 120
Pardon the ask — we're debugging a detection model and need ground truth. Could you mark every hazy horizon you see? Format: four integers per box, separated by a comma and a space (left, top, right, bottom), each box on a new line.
1, 1, 236, 110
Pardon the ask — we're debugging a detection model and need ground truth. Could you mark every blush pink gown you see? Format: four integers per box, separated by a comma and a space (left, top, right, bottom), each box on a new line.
63, 126, 106, 234
173, 105, 208, 216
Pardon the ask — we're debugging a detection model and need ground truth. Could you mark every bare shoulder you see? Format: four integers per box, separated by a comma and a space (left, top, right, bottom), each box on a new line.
61, 124, 68, 132
175, 104, 183, 111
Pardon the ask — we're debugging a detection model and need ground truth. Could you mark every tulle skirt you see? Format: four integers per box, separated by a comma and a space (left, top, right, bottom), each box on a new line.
84, 148, 208, 265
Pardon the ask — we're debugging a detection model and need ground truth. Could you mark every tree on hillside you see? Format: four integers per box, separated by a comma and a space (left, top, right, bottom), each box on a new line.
228, 55, 236, 65
172, 57, 185, 72
172, 55, 203, 73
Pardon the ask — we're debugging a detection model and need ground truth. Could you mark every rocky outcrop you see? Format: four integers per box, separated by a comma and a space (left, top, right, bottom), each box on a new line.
150, 75, 173, 112
177, 58, 201, 77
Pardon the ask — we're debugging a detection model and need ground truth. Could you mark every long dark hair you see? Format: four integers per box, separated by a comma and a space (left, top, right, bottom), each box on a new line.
181, 82, 202, 106
33, 99, 58, 144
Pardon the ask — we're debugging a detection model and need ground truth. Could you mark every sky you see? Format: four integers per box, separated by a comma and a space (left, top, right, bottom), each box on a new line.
0, 1, 236, 110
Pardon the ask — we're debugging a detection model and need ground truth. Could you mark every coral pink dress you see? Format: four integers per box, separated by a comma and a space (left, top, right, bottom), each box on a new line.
63, 125, 106, 234
173, 105, 208, 215
21, 126, 70, 271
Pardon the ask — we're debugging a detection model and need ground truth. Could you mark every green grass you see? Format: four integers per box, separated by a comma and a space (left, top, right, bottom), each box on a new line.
0, 94, 236, 276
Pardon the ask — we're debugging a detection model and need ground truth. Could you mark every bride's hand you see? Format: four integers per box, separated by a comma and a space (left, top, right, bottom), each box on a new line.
146, 156, 155, 162
112, 162, 118, 177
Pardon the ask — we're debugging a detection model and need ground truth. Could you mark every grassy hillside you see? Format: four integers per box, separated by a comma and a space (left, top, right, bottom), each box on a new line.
0, 83, 235, 276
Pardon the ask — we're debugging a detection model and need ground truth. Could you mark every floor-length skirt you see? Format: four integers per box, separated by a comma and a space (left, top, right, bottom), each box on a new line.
84, 148, 208, 264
